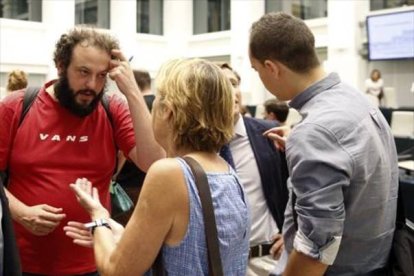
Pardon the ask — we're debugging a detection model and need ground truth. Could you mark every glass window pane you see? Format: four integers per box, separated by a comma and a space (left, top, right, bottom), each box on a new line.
0, 0, 42, 22
75, 0, 110, 29
265, 0, 284, 13
266, 0, 327, 19
370, 0, 414, 11
194, 0, 231, 34
137, 0, 163, 35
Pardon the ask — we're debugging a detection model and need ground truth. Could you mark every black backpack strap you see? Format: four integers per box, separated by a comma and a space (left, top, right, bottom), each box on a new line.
101, 94, 113, 124
101, 94, 119, 176
19, 87, 40, 127
2, 87, 40, 186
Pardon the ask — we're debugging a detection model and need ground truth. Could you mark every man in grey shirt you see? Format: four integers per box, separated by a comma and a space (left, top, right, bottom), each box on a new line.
249, 12, 398, 275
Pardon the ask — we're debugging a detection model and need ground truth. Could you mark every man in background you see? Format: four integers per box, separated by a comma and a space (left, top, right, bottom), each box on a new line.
220, 63, 289, 276
133, 69, 154, 111
263, 98, 289, 125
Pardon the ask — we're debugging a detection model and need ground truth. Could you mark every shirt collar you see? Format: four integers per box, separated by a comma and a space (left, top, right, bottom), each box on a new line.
233, 114, 247, 138
289, 72, 341, 110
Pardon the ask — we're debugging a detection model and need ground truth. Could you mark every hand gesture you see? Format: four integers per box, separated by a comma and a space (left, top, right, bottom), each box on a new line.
20, 204, 66, 236
108, 49, 139, 97
269, 233, 284, 260
263, 126, 291, 151
69, 178, 109, 219
64, 218, 124, 248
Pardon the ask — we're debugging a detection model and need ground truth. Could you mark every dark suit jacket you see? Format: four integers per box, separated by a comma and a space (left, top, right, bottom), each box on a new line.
243, 116, 289, 231
0, 177, 22, 276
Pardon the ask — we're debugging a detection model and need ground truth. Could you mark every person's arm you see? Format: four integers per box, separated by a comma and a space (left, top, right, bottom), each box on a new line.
67, 158, 187, 275
108, 49, 165, 172
263, 125, 290, 151
283, 249, 328, 276
5, 188, 66, 235
270, 233, 284, 260
284, 124, 351, 274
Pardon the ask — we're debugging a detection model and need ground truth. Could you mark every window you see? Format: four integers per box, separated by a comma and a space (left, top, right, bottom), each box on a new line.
0, 0, 42, 22
194, 0, 231, 34
266, 0, 327, 20
370, 0, 414, 11
75, 0, 110, 29
137, 0, 163, 35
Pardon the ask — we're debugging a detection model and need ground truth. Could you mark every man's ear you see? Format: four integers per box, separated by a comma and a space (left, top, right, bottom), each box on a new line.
263, 59, 280, 78
56, 62, 65, 77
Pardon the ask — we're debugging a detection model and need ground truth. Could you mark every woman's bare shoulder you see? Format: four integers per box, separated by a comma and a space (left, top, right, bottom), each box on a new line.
142, 158, 186, 193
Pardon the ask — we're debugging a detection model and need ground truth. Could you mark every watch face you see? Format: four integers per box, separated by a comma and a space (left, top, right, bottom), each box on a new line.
84, 218, 110, 230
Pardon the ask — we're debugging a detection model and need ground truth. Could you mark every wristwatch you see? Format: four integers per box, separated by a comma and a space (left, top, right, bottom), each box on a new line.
84, 218, 111, 234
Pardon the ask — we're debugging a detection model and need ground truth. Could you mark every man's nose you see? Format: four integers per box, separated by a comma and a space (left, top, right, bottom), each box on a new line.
86, 75, 98, 90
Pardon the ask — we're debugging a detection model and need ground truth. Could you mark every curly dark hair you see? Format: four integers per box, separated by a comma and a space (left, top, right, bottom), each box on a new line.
53, 25, 120, 71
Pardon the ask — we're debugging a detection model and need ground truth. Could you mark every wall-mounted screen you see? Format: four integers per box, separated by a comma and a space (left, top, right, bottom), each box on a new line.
367, 10, 414, 61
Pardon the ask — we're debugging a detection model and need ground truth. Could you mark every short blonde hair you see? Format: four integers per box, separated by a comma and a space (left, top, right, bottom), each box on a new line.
156, 58, 234, 152
7, 69, 28, 92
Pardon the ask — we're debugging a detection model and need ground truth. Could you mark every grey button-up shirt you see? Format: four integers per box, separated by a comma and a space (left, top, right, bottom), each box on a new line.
283, 73, 398, 275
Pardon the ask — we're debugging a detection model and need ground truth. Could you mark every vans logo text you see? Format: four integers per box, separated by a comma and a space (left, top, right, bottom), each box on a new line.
39, 133, 88, 142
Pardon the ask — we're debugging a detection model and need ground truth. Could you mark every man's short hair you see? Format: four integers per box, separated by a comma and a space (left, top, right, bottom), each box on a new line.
155, 58, 234, 152
218, 63, 241, 85
53, 26, 119, 71
249, 12, 320, 73
133, 70, 151, 91
264, 98, 289, 123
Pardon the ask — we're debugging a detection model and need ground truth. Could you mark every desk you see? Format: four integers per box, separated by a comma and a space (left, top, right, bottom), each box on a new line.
379, 107, 414, 125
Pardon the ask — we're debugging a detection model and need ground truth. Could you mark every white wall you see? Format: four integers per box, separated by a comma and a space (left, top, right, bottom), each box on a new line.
1, 0, 413, 107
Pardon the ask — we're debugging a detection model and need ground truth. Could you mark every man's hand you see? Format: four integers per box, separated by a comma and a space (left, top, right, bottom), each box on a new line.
19, 204, 66, 236
108, 49, 139, 97
270, 233, 284, 260
263, 126, 290, 151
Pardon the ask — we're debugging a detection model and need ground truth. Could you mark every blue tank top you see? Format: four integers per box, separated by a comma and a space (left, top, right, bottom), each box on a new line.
161, 157, 250, 275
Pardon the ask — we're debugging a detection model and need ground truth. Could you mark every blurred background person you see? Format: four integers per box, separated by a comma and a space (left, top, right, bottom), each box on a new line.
263, 98, 290, 126
133, 69, 155, 111
365, 69, 384, 107
64, 58, 249, 275
7, 69, 28, 93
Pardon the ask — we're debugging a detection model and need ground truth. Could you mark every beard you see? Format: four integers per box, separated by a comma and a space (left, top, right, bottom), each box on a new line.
54, 74, 105, 117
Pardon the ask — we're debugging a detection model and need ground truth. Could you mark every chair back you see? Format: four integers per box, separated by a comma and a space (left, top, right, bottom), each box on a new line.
383, 87, 398, 108
391, 111, 414, 138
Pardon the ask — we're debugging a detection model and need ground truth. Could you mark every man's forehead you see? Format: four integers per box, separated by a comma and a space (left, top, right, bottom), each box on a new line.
71, 45, 111, 70
223, 68, 237, 80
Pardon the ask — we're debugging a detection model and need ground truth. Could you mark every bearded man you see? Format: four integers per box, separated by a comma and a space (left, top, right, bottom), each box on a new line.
0, 26, 164, 276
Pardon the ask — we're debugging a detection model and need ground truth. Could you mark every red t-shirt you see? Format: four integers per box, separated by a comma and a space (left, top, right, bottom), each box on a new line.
0, 81, 136, 274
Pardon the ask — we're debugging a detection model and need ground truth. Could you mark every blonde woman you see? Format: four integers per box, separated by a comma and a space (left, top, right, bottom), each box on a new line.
365, 69, 384, 106
7, 69, 28, 93
64, 59, 250, 275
